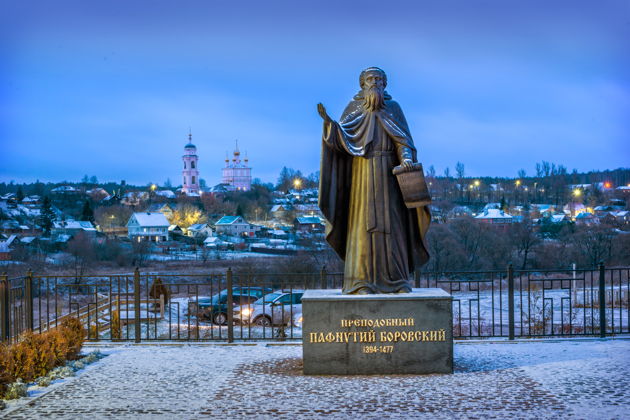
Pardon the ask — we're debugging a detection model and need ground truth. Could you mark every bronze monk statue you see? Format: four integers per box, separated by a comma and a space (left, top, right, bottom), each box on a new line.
317, 67, 431, 294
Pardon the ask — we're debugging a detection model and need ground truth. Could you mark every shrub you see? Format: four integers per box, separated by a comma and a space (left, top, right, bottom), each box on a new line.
36, 376, 51, 387
4, 379, 28, 400
111, 310, 121, 340
0, 316, 86, 398
59, 317, 85, 360
48, 366, 74, 380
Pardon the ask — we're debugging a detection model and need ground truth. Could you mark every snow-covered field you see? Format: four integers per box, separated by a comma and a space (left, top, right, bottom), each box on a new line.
3, 338, 629, 419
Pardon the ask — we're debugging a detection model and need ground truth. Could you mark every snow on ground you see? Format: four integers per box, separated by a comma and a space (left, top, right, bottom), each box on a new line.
3, 338, 629, 419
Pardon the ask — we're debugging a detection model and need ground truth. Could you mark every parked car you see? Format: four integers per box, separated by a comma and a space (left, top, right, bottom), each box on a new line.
234, 290, 304, 326
188, 287, 272, 325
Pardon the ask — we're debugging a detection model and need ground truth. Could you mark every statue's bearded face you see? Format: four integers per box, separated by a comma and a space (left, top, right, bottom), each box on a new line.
362, 71, 386, 112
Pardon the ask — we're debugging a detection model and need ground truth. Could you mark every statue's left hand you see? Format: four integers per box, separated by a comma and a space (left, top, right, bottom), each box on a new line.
401, 159, 414, 172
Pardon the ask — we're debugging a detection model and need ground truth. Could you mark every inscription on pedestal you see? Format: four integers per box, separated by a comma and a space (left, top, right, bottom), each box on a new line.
302, 289, 453, 375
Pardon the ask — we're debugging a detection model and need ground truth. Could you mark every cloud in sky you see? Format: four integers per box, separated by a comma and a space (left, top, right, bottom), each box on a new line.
1, 0, 628, 186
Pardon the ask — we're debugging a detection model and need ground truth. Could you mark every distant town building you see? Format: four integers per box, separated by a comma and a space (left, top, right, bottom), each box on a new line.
182, 132, 200, 196
127, 212, 170, 242
221, 141, 252, 191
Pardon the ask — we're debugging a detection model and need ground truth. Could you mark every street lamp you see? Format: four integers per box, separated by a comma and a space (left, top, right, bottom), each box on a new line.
293, 178, 302, 189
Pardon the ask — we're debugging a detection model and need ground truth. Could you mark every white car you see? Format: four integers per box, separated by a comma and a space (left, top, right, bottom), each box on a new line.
234, 290, 304, 326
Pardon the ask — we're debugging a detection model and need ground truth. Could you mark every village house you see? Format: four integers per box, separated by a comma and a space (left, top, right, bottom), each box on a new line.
127, 212, 170, 242
147, 203, 175, 220
121, 191, 149, 206
203, 236, 228, 249
52, 220, 97, 238
187, 223, 213, 238
293, 216, 324, 233
21, 195, 41, 208
447, 206, 473, 220
155, 190, 176, 199
270, 204, 291, 220
475, 208, 513, 230
214, 215, 260, 237
0, 235, 17, 261
575, 212, 599, 226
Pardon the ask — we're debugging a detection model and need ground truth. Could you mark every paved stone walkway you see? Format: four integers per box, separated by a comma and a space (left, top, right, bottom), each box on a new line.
3, 339, 629, 419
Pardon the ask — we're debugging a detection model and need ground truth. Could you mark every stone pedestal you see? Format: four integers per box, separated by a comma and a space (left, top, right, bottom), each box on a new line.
302, 288, 453, 375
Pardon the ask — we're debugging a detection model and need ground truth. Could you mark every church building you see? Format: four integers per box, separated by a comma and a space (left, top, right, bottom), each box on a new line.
221, 141, 252, 191
182, 132, 200, 195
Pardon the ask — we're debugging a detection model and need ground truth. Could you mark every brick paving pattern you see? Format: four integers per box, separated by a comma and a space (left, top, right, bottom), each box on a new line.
3, 339, 629, 419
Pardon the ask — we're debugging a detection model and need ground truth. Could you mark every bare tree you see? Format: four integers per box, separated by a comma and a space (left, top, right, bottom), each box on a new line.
509, 219, 541, 269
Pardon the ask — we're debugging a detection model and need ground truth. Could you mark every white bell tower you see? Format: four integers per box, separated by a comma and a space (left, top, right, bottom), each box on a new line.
182, 131, 200, 195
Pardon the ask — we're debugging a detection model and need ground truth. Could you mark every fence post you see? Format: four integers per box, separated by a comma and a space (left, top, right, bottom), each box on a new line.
508, 263, 515, 340
25, 269, 33, 331
226, 268, 234, 343
320, 266, 327, 289
599, 262, 606, 338
134, 267, 141, 343
1, 273, 9, 341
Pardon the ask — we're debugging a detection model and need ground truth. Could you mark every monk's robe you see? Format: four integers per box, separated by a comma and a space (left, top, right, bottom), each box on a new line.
319, 90, 431, 294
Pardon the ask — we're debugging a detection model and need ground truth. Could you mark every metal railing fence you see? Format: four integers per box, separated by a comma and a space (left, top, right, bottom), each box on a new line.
1, 264, 628, 343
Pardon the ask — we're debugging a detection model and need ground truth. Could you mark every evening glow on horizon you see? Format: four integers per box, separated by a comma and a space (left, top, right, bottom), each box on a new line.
1, 0, 629, 186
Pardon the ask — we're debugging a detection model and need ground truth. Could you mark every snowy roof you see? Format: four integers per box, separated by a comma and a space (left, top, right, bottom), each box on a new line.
203, 236, 224, 244
51, 185, 80, 193
128, 212, 170, 227
576, 212, 594, 219
612, 210, 629, 217
296, 216, 322, 224
532, 204, 553, 210
155, 190, 176, 198
147, 203, 173, 212
475, 209, 512, 219
270, 204, 287, 212
20, 236, 36, 244
0, 235, 17, 251
189, 223, 209, 231
483, 203, 501, 211
54, 234, 72, 243
294, 204, 320, 212
216, 216, 247, 225
53, 221, 96, 231
550, 214, 566, 223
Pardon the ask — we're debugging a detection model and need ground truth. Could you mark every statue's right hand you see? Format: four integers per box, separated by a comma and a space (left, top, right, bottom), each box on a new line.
317, 103, 332, 123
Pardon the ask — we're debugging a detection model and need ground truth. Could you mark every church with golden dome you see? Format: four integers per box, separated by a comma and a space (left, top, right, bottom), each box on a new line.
221, 140, 252, 191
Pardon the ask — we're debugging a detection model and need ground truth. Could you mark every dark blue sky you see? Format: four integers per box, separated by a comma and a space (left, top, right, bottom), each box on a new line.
1, 0, 629, 187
